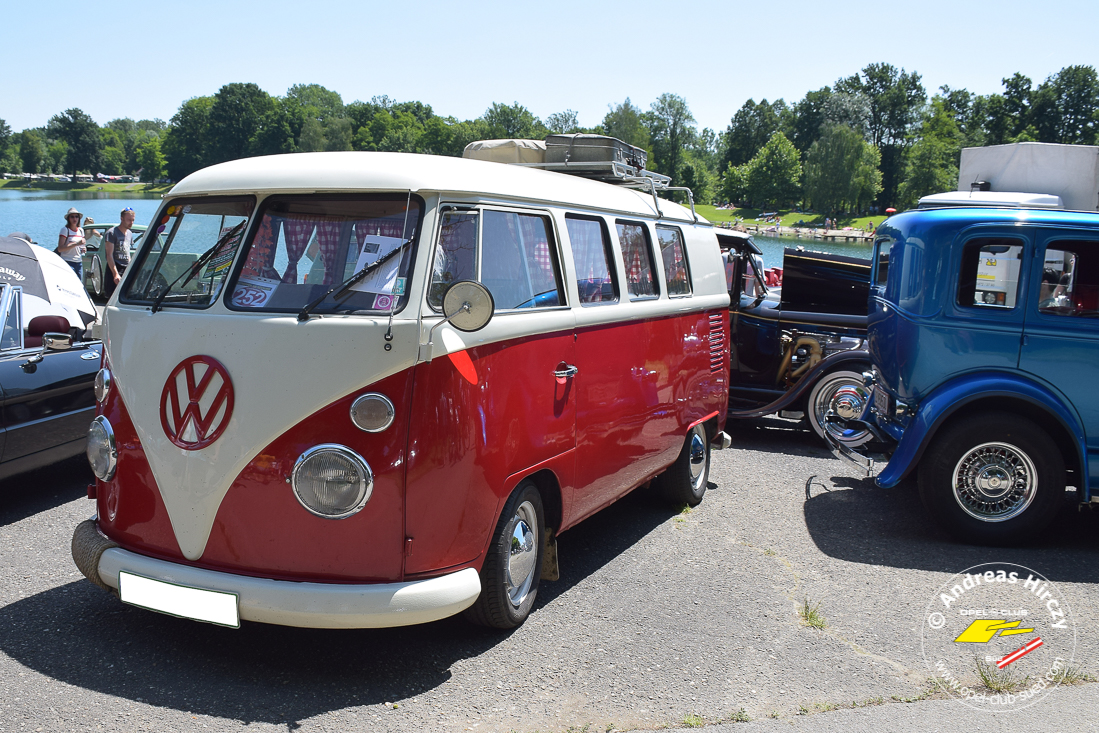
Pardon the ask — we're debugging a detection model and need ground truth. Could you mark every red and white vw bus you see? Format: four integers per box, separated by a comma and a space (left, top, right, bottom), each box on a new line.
73, 150, 730, 630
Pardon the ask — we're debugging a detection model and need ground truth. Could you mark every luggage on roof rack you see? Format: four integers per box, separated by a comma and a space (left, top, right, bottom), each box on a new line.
544, 133, 647, 171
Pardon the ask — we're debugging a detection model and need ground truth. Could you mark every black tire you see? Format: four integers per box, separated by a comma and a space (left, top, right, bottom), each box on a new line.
464, 480, 545, 629
917, 411, 1064, 545
806, 368, 872, 447
653, 424, 710, 506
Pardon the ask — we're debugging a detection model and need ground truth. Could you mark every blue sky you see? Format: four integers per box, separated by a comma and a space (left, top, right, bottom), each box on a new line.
5, 0, 1098, 134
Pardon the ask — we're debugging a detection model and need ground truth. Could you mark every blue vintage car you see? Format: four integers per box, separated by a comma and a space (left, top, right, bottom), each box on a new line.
830, 206, 1099, 545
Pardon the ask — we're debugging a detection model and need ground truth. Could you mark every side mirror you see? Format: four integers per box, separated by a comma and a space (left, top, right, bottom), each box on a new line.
43, 332, 73, 351
419, 281, 495, 362
442, 280, 494, 333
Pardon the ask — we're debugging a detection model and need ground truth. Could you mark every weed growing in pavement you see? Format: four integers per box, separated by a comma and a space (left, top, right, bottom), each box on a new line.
1050, 665, 1096, 685
768, 710, 780, 718
682, 713, 704, 728
674, 504, 691, 527
813, 702, 837, 712
975, 658, 1030, 693
605, 725, 616, 732
798, 597, 826, 629
728, 707, 750, 722
764, 548, 776, 556
797, 705, 810, 715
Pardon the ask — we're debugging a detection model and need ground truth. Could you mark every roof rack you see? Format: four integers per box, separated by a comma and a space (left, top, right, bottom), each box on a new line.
516, 161, 696, 222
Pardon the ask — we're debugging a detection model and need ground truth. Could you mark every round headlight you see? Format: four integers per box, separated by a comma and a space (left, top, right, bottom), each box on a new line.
94, 368, 111, 403
87, 416, 117, 481
291, 445, 372, 519
350, 393, 395, 432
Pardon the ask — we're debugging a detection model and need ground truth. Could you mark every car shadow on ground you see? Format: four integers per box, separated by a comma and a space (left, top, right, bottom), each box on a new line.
0, 483, 682, 728
802, 467, 1099, 584
0, 454, 91, 527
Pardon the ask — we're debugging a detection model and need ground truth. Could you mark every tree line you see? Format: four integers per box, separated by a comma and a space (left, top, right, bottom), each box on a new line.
1, 63, 1097, 213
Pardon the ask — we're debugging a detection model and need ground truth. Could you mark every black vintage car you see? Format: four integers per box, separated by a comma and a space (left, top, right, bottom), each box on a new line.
718, 230, 873, 446
0, 282, 99, 479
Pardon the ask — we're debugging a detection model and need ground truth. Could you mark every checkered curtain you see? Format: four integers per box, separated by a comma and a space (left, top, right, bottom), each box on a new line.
567, 219, 611, 303
315, 221, 342, 286
282, 218, 317, 283
242, 216, 281, 279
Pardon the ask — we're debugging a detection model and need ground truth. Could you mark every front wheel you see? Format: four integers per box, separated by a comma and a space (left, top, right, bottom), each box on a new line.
806, 369, 872, 447
89, 257, 102, 297
464, 481, 545, 629
653, 423, 710, 506
917, 412, 1064, 545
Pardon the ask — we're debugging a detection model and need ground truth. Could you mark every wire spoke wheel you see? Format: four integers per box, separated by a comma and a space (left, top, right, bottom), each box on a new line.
952, 442, 1037, 522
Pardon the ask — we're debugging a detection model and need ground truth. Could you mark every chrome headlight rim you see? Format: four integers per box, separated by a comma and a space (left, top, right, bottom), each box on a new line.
291, 444, 373, 520
349, 392, 395, 433
94, 368, 111, 403
87, 415, 117, 481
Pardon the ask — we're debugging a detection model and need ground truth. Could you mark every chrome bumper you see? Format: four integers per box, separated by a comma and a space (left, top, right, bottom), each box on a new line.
73, 520, 481, 629
824, 431, 882, 477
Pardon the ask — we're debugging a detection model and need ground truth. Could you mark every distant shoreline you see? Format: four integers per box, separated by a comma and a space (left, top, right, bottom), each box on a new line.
1, 179, 172, 195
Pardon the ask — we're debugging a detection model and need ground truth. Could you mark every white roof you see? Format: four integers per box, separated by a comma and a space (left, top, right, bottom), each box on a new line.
917, 190, 1065, 210
170, 151, 703, 223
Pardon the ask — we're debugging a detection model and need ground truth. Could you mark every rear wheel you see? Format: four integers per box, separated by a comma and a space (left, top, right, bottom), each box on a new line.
464, 481, 545, 629
806, 368, 872, 447
917, 412, 1064, 545
89, 257, 102, 297
653, 424, 710, 506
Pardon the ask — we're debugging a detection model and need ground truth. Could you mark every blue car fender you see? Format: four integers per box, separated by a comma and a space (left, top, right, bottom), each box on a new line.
876, 371, 1087, 490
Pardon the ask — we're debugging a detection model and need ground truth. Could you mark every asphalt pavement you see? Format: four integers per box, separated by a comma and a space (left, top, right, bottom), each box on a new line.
1, 417, 1096, 733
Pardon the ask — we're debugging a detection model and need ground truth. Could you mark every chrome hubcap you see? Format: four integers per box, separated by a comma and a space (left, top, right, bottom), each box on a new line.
688, 428, 708, 491
505, 500, 538, 608
815, 378, 870, 442
952, 442, 1037, 522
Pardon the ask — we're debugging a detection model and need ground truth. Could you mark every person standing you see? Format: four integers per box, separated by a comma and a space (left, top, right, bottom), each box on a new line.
57, 207, 86, 278
104, 207, 135, 292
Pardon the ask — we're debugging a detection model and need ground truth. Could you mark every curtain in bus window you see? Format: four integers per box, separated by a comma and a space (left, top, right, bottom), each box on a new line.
566, 217, 614, 303
617, 221, 655, 297
243, 217, 281, 280
315, 221, 342, 285
282, 218, 317, 283
657, 226, 690, 296
428, 211, 478, 310
482, 211, 561, 310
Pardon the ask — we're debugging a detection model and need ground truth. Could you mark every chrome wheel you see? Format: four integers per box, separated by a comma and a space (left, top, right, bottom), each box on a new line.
808, 370, 872, 447
504, 500, 539, 609
90, 258, 102, 296
688, 426, 707, 494
952, 442, 1037, 522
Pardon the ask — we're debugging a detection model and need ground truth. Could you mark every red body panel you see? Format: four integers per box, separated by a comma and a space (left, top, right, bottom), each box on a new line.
404, 329, 576, 574
101, 307, 728, 584
96, 377, 185, 562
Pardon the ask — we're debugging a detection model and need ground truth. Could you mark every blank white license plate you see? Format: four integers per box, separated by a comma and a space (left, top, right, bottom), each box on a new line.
118, 571, 240, 628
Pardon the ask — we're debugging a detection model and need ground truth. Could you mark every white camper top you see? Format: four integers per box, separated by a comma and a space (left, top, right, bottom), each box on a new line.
917, 190, 1065, 210
957, 142, 1099, 211
170, 151, 703, 224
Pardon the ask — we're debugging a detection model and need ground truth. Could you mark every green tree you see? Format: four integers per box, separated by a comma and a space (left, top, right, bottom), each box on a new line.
47, 108, 102, 176
206, 83, 277, 163
722, 98, 787, 168
835, 63, 925, 206
802, 125, 882, 214
678, 155, 716, 205
482, 102, 544, 139
298, 116, 327, 152
545, 109, 580, 134
744, 131, 802, 208
644, 93, 696, 181
0, 118, 11, 157
789, 88, 832, 154
137, 136, 166, 182
324, 117, 353, 151
721, 162, 749, 204
1039, 65, 1099, 143
163, 96, 213, 181
419, 116, 454, 155
20, 129, 44, 174
602, 98, 650, 151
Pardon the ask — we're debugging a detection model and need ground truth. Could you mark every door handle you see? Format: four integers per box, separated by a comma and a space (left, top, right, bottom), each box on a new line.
554, 364, 578, 379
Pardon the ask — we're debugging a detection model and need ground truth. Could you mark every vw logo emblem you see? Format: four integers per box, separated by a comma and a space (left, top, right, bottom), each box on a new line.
160, 355, 234, 450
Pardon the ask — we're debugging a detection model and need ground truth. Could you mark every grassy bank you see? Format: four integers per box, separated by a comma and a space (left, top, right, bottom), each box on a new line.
696, 204, 883, 232
1, 179, 172, 195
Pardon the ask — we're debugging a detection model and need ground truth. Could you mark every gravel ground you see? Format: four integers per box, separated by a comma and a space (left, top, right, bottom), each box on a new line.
1, 417, 1096, 733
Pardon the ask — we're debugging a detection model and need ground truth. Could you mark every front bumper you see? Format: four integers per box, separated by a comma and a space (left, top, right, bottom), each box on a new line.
72, 520, 481, 628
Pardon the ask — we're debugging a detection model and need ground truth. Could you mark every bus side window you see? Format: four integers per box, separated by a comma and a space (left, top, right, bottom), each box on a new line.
428, 210, 479, 310
565, 214, 618, 304
656, 225, 691, 296
481, 211, 563, 310
616, 220, 658, 299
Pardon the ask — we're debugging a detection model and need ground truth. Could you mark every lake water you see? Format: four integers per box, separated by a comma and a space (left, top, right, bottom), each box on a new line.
0, 188, 872, 268
0, 189, 162, 250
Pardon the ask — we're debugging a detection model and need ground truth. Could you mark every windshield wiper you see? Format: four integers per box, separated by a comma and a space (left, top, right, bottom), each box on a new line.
151, 220, 247, 313
298, 240, 409, 322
